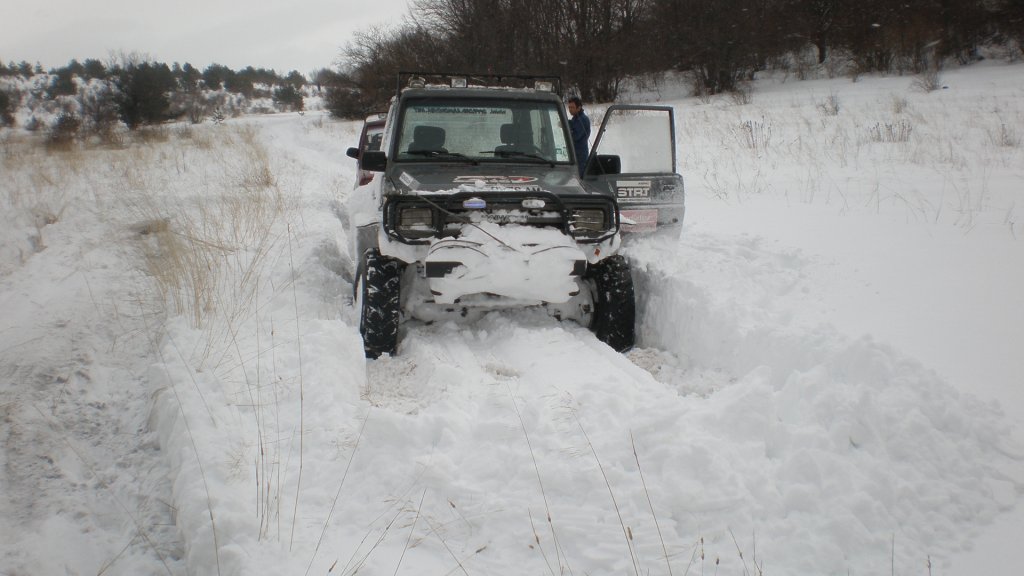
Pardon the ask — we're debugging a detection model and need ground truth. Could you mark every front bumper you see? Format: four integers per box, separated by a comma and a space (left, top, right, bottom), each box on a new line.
423, 223, 587, 304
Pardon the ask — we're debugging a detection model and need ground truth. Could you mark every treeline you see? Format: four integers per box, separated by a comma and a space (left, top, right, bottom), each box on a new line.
1, 57, 311, 96
0, 56, 315, 133
4, 0, 1022, 128
324, 0, 1024, 117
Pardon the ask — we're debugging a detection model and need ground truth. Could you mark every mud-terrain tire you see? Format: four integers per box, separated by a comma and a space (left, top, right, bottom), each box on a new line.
586, 255, 636, 352
357, 249, 404, 358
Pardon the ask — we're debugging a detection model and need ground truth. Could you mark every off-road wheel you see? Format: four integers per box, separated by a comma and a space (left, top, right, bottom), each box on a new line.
586, 255, 636, 352
356, 249, 404, 358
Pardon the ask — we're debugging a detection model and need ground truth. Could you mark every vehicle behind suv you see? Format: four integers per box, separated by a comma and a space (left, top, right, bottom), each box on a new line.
346, 73, 684, 358
345, 113, 386, 187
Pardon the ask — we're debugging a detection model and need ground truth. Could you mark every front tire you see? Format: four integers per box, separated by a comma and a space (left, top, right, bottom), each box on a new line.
586, 255, 636, 352
357, 249, 404, 358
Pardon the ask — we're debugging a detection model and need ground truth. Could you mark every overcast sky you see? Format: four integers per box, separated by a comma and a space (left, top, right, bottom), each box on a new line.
1, 0, 411, 75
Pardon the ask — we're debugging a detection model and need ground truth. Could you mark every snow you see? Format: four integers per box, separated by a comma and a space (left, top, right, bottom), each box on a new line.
424, 223, 586, 304
2, 61, 1023, 575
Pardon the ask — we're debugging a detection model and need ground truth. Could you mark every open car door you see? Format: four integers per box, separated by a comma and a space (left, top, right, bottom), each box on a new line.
584, 104, 685, 234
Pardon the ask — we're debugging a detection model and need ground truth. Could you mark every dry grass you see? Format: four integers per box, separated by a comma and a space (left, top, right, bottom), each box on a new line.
817, 93, 840, 116
130, 124, 288, 350
989, 123, 1021, 148
912, 68, 943, 93
6, 119, 300, 412
738, 117, 773, 152
867, 120, 914, 143
1, 134, 91, 273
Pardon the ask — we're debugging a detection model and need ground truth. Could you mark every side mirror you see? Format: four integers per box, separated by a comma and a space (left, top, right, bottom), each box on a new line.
346, 146, 360, 160
587, 154, 621, 176
361, 150, 388, 172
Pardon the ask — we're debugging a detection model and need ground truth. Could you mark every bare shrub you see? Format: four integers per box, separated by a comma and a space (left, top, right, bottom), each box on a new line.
891, 95, 909, 114
818, 93, 840, 116
792, 51, 820, 81
173, 124, 215, 149
690, 71, 713, 104
990, 124, 1021, 147
46, 113, 82, 148
729, 83, 754, 106
230, 125, 278, 189
169, 91, 208, 124
78, 81, 120, 136
739, 117, 772, 152
130, 125, 171, 145
868, 120, 913, 143
824, 49, 857, 79
912, 67, 943, 93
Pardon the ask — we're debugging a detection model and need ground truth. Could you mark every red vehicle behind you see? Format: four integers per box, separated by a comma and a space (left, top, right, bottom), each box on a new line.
346, 113, 386, 187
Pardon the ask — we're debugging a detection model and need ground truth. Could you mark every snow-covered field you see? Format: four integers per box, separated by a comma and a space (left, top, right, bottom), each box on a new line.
2, 62, 1022, 575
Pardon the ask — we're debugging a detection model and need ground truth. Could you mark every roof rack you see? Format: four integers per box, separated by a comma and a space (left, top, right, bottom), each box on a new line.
396, 71, 562, 97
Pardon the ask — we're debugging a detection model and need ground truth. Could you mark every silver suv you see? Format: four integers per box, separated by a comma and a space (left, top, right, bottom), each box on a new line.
346, 73, 684, 358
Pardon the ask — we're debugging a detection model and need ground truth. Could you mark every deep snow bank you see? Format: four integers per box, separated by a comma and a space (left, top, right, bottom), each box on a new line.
628, 232, 1024, 573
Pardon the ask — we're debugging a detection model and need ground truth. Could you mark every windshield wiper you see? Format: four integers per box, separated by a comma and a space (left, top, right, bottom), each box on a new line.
406, 150, 478, 164
482, 150, 555, 166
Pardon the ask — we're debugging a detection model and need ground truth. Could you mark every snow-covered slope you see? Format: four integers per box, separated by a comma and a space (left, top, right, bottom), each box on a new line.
2, 62, 1022, 575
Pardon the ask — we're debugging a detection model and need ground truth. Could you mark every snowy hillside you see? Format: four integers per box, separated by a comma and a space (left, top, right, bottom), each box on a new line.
2, 62, 1022, 575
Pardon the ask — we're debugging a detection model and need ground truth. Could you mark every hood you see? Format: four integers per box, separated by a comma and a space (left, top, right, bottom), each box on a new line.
389, 163, 589, 197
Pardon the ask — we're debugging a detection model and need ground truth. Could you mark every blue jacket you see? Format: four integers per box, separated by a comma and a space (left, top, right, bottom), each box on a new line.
569, 109, 591, 176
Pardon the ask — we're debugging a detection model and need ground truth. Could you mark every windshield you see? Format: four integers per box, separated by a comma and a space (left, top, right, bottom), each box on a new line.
364, 124, 384, 151
394, 97, 572, 164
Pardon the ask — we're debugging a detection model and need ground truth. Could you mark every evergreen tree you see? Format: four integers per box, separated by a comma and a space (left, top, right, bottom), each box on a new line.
273, 84, 304, 111
115, 61, 176, 129
0, 90, 15, 127
82, 59, 106, 79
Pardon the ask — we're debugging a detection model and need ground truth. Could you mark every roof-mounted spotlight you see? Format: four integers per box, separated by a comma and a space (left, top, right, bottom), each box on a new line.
408, 76, 426, 89
451, 76, 468, 88
534, 80, 555, 92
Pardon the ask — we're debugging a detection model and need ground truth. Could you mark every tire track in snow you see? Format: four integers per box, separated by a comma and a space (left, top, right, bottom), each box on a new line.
0, 199, 183, 574
354, 315, 697, 575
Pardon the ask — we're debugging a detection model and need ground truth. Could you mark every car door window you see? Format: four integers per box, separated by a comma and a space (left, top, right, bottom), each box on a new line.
594, 108, 674, 173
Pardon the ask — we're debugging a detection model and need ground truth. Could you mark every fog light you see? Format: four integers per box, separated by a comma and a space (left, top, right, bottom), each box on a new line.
397, 207, 434, 238
570, 208, 607, 236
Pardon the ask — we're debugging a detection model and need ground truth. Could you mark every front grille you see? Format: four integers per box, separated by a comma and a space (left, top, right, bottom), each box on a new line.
383, 191, 619, 244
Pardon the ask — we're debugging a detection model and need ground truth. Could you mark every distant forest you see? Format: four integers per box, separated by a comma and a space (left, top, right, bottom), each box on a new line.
2, 0, 1023, 131
0, 56, 313, 133
327, 0, 1024, 115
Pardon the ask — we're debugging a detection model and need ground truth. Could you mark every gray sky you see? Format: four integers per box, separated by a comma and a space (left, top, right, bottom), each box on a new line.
0, 0, 410, 75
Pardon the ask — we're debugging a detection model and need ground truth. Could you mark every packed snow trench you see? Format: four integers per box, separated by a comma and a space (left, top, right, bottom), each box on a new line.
3, 63, 1024, 576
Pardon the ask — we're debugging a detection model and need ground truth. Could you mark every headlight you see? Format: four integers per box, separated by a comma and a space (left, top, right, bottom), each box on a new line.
396, 207, 435, 238
570, 208, 608, 237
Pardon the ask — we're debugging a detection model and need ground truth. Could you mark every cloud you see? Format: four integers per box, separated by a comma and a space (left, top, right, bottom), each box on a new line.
0, 0, 409, 73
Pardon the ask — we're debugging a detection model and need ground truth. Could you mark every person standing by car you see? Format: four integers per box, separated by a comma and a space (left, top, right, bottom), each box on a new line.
567, 96, 590, 177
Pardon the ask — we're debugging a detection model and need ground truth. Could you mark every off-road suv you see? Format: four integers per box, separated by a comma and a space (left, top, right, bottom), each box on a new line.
346, 72, 684, 358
